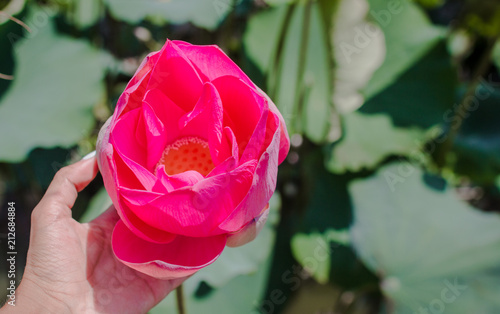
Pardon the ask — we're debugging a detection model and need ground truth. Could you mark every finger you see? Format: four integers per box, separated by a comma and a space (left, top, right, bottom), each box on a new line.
39, 152, 99, 216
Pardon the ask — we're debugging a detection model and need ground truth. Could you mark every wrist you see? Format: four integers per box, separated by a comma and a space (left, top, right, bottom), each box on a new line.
1, 275, 74, 313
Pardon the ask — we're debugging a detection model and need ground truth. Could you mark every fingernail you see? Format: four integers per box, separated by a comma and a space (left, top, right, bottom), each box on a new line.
82, 150, 96, 160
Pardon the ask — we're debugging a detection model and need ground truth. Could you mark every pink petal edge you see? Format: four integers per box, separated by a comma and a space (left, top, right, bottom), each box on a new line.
173, 40, 256, 88
226, 204, 269, 247
112, 220, 227, 279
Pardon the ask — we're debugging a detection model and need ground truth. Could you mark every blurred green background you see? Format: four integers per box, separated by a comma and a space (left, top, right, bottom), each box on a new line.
2, 0, 500, 313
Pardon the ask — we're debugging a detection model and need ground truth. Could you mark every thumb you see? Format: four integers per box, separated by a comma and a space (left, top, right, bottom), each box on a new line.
32, 151, 99, 224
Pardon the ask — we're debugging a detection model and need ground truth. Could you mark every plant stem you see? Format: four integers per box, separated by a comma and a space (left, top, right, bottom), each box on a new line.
268, 4, 296, 101
318, 0, 342, 142
293, 0, 313, 134
176, 284, 186, 314
435, 35, 499, 167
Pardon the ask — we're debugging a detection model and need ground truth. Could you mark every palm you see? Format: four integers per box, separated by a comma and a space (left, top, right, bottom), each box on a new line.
25, 206, 184, 313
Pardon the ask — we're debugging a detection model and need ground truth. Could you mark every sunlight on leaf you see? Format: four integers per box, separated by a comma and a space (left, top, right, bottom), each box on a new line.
363, 0, 446, 100
71, 0, 101, 29
0, 0, 25, 25
350, 163, 500, 313
332, 0, 385, 113
244, 3, 332, 143
359, 41, 457, 129
104, 0, 234, 30
0, 9, 106, 162
291, 229, 350, 284
327, 111, 427, 174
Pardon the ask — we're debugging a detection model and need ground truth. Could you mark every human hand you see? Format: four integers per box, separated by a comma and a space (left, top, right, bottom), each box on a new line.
1, 153, 187, 313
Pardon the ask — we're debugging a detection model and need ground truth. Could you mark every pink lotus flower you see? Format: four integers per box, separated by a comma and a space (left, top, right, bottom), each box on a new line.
96, 39, 290, 279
